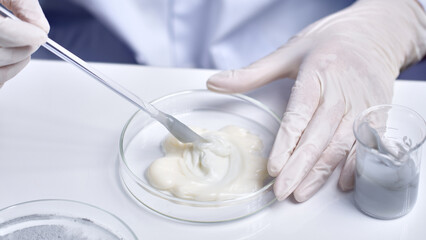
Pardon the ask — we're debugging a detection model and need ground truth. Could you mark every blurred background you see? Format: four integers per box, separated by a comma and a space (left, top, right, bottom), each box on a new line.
33, 0, 426, 80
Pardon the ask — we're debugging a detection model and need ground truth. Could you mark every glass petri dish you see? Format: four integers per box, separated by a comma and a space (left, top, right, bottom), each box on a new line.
119, 90, 280, 223
0, 199, 137, 240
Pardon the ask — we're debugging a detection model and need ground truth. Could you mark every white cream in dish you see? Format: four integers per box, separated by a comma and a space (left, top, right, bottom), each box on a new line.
147, 125, 268, 201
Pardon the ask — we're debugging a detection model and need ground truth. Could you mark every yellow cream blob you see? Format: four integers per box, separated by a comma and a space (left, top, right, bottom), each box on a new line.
147, 125, 268, 201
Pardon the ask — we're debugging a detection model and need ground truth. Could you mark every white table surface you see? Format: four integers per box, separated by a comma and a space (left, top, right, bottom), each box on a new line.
0, 60, 425, 240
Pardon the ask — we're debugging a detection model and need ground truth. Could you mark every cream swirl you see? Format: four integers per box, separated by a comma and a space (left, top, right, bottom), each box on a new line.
147, 125, 268, 201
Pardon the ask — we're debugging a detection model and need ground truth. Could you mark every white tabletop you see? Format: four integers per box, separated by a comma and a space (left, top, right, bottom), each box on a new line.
0, 60, 425, 239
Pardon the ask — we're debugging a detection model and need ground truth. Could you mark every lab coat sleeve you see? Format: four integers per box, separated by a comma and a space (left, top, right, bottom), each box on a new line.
419, 0, 426, 10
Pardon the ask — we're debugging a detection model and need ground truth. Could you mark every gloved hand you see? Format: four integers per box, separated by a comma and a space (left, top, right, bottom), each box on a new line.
0, 0, 49, 87
207, 0, 426, 202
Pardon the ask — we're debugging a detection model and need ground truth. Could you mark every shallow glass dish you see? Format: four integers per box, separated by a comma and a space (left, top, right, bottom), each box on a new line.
119, 90, 280, 223
0, 199, 137, 240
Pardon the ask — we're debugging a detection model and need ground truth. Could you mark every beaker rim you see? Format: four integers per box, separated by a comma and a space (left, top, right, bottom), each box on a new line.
353, 104, 426, 152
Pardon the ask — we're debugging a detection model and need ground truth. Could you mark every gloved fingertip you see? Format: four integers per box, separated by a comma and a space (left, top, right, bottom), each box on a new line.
267, 163, 281, 177
17, 0, 51, 34
274, 189, 292, 202
338, 176, 354, 192
267, 152, 290, 177
206, 70, 235, 93
338, 167, 355, 191
36, 17, 50, 34
206, 81, 232, 93
0, 57, 29, 84
273, 178, 294, 201
339, 152, 356, 191
25, 13, 50, 34
293, 180, 319, 203
207, 70, 232, 83
293, 192, 309, 203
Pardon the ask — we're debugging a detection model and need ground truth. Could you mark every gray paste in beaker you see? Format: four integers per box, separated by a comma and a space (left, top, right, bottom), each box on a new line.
354, 143, 419, 219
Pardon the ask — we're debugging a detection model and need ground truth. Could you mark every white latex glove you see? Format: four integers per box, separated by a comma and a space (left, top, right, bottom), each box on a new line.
0, 0, 49, 87
207, 0, 426, 202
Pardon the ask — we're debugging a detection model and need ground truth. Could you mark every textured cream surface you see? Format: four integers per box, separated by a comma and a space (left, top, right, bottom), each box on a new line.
147, 125, 268, 201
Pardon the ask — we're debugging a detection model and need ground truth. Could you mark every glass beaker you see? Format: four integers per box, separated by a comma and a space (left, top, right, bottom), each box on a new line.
353, 104, 426, 219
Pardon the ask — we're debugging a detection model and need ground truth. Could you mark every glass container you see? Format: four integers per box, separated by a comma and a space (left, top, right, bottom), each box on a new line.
119, 90, 280, 223
0, 199, 137, 239
353, 104, 426, 219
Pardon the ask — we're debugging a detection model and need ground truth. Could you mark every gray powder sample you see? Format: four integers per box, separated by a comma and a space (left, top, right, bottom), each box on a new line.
0, 215, 122, 240
0, 225, 88, 240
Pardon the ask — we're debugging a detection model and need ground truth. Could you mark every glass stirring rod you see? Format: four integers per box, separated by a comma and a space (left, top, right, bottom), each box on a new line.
0, 5, 205, 143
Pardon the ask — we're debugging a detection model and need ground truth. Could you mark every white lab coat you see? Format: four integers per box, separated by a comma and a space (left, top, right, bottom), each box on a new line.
71, 0, 353, 69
